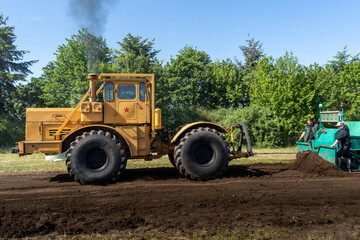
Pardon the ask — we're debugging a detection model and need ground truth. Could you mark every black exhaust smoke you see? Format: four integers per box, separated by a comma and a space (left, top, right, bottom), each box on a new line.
67, 0, 118, 73
67, 0, 118, 36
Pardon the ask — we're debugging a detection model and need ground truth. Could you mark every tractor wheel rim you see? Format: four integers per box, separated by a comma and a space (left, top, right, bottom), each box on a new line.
194, 144, 215, 166
85, 147, 108, 171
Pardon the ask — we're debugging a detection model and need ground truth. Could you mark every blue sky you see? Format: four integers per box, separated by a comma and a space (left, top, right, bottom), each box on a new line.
1, 0, 360, 80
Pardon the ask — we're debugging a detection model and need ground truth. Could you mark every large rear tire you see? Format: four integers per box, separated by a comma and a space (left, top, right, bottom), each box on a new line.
174, 127, 230, 180
66, 130, 127, 184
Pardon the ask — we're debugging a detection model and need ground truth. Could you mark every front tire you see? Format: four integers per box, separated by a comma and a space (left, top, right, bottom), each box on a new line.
66, 130, 127, 184
168, 154, 176, 167
174, 127, 230, 180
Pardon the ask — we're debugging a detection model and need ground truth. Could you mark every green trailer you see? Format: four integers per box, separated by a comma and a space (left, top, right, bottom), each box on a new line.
297, 104, 360, 170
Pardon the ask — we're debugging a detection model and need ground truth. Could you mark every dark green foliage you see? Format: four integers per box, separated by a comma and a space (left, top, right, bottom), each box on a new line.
251, 52, 316, 145
0, 117, 24, 147
0, 14, 37, 146
336, 62, 360, 120
107, 33, 161, 74
161, 46, 247, 109
236, 36, 265, 106
161, 105, 209, 132
8, 77, 44, 121
164, 46, 212, 108
328, 46, 359, 73
208, 60, 247, 108
0, 14, 37, 114
238, 36, 265, 69
209, 106, 281, 148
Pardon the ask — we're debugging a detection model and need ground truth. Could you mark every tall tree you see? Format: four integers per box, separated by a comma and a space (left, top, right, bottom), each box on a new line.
305, 63, 338, 117
239, 36, 265, 69
336, 62, 360, 120
39, 28, 111, 107
109, 33, 160, 73
0, 14, 37, 114
164, 46, 212, 108
327, 46, 360, 73
251, 52, 315, 145
155, 46, 213, 130
0, 13, 37, 146
237, 36, 265, 106
208, 59, 246, 108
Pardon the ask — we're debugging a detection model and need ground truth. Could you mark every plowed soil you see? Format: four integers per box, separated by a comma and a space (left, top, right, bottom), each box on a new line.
1, 155, 360, 239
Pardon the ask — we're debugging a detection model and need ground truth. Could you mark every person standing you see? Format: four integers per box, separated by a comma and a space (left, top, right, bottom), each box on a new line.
330, 122, 352, 172
298, 118, 320, 146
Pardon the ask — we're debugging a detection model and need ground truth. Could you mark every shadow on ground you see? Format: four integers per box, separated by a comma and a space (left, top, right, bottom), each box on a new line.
49, 164, 289, 184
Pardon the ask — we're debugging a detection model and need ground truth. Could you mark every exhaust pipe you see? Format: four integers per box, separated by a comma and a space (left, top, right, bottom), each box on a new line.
88, 73, 98, 102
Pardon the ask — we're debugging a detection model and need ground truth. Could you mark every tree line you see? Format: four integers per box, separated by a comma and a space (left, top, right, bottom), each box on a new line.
1, 13, 360, 147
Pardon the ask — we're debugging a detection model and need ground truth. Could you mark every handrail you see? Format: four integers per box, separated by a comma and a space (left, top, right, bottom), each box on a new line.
99, 73, 155, 79
316, 144, 333, 154
296, 142, 311, 146
350, 151, 360, 158
297, 141, 312, 151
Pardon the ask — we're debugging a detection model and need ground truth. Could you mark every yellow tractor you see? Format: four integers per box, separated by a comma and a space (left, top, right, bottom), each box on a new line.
12, 73, 253, 184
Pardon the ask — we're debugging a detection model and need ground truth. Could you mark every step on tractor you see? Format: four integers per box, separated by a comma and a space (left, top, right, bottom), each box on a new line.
297, 103, 360, 170
12, 73, 253, 184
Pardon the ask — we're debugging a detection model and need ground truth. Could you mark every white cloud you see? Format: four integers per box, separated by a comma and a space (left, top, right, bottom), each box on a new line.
31, 16, 43, 22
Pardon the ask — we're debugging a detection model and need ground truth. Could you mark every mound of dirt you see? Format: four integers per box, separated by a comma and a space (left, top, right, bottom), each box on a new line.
292, 151, 349, 177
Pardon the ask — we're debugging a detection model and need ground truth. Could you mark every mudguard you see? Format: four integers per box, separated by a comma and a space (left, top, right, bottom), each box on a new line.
170, 122, 227, 144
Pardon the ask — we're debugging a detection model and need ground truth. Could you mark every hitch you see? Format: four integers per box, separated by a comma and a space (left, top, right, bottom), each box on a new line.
11, 147, 19, 154
229, 122, 253, 159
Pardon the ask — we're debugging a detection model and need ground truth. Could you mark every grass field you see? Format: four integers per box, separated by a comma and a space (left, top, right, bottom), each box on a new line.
0, 147, 297, 172
30, 227, 293, 240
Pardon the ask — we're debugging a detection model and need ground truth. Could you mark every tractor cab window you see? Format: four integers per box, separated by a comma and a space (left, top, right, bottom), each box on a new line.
139, 82, 146, 102
118, 85, 136, 100
104, 82, 114, 101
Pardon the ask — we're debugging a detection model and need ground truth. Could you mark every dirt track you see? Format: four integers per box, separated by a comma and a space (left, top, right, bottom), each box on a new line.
1, 162, 360, 239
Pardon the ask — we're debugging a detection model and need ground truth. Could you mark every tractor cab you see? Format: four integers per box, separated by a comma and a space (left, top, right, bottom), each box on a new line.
79, 74, 152, 126
102, 78, 151, 125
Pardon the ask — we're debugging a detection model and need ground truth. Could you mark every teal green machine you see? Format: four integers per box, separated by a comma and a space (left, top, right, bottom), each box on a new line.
297, 103, 360, 170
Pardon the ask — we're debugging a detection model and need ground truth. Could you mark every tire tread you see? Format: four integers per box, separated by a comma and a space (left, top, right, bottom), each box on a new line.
65, 130, 127, 184
174, 127, 230, 181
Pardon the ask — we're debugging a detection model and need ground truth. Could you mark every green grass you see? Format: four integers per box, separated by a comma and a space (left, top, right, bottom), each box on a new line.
187, 228, 291, 240
232, 147, 296, 165
0, 147, 296, 172
0, 152, 65, 172
16, 229, 360, 240
17, 227, 292, 240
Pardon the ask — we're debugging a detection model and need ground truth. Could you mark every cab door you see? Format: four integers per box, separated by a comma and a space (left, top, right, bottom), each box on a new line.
103, 81, 116, 124
138, 82, 151, 123
115, 82, 149, 124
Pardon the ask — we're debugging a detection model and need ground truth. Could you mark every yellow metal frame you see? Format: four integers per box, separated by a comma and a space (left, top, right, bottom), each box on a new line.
54, 85, 104, 140
54, 73, 156, 140
20, 141, 62, 155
